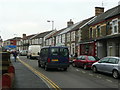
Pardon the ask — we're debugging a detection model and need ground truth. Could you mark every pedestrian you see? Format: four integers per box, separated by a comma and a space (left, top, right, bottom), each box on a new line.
12, 50, 18, 62
74, 52, 78, 58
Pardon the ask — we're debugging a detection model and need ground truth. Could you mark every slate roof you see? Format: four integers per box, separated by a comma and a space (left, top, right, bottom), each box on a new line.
30, 30, 53, 39
23, 34, 36, 40
90, 5, 120, 26
6, 37, 22, 41
58, 17, 94, 35
58, 21, 82, 35
46, 28, 67, 39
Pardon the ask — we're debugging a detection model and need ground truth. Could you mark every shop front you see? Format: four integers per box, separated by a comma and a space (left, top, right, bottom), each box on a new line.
78, 41, 97, 56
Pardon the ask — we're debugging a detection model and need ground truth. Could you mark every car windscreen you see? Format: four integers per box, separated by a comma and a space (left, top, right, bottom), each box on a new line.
60, 48, 69, 57
50, 48, 59, 56
50, 48, 69, 57
88, 56, 98, 61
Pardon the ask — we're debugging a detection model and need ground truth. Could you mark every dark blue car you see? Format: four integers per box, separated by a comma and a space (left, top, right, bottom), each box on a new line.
38, 46, 69, 71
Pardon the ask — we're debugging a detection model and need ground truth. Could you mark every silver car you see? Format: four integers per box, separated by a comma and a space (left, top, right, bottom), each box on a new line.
92, 56, 120, 79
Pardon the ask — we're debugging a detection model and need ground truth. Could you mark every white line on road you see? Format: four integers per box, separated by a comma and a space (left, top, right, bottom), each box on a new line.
76, 69, 80, 71
81, 71, 86, 73
96, 75, 102, 78
89, 73, 93, 76
106, 79, 112, 83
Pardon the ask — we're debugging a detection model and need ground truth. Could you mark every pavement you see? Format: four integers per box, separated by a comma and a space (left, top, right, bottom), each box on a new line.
10, 56, 49, 89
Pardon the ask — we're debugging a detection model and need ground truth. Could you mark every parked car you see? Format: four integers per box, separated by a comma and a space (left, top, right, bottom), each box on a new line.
72, 55, 99, 69
27, 45, 41, 59
19, 50, 27, 56
38, 46, 69, 71
92, 56, 120, 79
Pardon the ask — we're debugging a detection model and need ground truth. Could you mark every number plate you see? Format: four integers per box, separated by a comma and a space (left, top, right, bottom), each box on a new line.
52, 59, 58, 61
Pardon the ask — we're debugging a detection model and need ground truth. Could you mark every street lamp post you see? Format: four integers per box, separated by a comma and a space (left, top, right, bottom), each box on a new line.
47, 20, 54, 30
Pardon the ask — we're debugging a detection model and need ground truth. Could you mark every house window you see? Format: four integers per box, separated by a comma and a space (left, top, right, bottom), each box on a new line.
96, 25, 101, 37
62, 34, 65, 43
56, 36, 58, 44
59, 35, 61, 43
67, 33, 70, 42
112, 18, 118, 34
39, 38, 42, 44
106, 22, 110, 35
78, 30, 81, 42
89, 28, 93, 38
71, 31, 75, 41
67, 44, 70, 54
52, 37, 55, 46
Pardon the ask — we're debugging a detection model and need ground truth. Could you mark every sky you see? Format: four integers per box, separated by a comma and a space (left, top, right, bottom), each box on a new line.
0, 0, 120, 41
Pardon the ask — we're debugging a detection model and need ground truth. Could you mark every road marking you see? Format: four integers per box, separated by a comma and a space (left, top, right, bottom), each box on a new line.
89, 73, 93, 76
106, 79, 112, 83
96, 75, 101, 78
17, 58, 61, 90
81, 71, 86, 73
76, 69, 80, 71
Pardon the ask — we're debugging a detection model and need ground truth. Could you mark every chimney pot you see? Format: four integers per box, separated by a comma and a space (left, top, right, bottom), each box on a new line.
95, 7, 104, 16
23, 34, 26, 39
67, 19, 74, 27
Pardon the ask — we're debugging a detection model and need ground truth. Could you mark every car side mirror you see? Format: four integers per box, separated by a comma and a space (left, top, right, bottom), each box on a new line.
38, 52, 40, 55
98, 61, 102, 63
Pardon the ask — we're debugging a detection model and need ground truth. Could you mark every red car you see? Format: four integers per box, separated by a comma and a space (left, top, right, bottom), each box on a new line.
72, 55, 99, 69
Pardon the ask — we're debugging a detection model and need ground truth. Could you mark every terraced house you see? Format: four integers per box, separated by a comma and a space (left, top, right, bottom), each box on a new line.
79, 5, 120, 58
21, 34, 36, 50
29, 30, 56, 47
45, 28, 66, 46
55, 18, 95, 55
65, 18, 95, 56
4, 37, 21, 50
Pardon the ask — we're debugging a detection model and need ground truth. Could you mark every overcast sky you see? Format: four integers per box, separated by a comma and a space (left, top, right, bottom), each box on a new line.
0, 0, 120, 40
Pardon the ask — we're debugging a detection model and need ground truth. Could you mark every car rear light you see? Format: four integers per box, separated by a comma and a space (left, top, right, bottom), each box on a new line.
47, 58, 51, 63
67, 58, 70, 63
69, 58, 70, 61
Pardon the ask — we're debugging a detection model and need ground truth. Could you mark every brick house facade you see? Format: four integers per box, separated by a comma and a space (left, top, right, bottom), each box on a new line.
79, 5, 120, 58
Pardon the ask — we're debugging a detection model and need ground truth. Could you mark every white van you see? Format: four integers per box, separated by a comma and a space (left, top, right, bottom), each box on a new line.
27, 45, 41, 59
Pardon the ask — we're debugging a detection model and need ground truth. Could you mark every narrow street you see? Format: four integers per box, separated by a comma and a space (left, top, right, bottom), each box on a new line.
12, 56, 120, 89
1, 1, 120, 90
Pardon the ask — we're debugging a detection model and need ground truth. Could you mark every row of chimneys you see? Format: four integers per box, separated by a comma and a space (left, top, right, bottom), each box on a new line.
67, 7, 104, 27
23, 7, 104, 39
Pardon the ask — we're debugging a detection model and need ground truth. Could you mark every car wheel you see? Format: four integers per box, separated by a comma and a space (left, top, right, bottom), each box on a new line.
63, 68, 67, 71
72, 62, 76, 67
27, 56, 29, 58
92, 66, 97, 73
45, 64, 49, 71
38, 61, 41, 67
41, 64, 44, 68
30, 55, 32, 59
83, 65, 87, 70
112, 70, 119, 79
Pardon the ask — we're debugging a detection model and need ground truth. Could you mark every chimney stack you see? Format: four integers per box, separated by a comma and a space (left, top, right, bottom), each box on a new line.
23, 34, 26, 39
67, 19, 74, 27
95, 7, 104, 16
